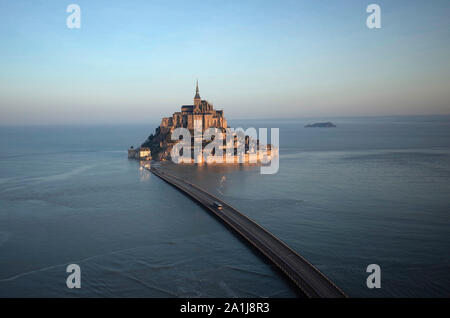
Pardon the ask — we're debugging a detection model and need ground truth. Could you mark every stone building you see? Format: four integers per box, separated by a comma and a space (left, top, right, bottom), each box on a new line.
138, 147, 151, 160
128, 146, 136, 159
128, 146, 151, 161
159, 81, 227, 132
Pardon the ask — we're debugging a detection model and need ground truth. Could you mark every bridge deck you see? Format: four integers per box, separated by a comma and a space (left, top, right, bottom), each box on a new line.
149, 167, 347, 298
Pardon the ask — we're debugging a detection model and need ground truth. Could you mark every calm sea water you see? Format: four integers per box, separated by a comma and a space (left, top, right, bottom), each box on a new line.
0, 116, 449, 297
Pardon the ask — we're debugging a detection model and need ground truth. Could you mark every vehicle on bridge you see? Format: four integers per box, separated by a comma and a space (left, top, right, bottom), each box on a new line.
212, 201, 223, 210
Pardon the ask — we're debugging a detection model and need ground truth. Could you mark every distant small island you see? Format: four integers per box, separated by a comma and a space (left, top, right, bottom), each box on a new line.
305, 122, 336, 128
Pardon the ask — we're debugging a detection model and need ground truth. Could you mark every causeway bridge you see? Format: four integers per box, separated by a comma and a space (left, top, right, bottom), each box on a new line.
149, 167, 347, 298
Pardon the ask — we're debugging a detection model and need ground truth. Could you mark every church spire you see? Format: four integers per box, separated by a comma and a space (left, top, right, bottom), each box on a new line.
194, 79, 201, 109
195, 80, 200, 99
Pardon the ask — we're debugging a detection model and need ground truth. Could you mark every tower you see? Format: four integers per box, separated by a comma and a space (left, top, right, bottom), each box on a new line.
194, 80, 201, 110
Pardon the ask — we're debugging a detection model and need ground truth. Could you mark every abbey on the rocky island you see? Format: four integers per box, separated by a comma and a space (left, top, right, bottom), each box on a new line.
135, 82, 278, 163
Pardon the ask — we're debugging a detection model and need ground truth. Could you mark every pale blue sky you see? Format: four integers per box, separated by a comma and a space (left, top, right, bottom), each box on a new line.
1, 0, 449, 124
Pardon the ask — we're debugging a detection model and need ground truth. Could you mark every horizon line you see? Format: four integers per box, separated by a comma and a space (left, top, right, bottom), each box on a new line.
1, 113, 449, 127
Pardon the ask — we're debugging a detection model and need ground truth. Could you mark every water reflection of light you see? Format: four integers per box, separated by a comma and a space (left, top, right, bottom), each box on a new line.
139, 161, 151, 182
218, 175, 227, 194
140, 168, 150, 182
